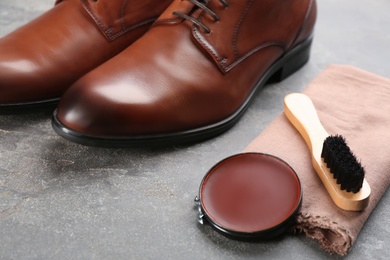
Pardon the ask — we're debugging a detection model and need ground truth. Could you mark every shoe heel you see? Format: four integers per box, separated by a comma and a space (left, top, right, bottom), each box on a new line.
270, 37, 313, 82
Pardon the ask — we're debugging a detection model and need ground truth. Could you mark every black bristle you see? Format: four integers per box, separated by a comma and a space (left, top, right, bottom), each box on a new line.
321, 135, 365, 193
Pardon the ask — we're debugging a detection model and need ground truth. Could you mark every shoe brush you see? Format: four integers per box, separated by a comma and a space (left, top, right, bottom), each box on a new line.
284, 93, 370, 211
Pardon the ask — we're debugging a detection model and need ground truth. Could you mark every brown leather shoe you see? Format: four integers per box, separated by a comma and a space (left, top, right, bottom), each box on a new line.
0, 0, 172, 112
53, 0, 317, 147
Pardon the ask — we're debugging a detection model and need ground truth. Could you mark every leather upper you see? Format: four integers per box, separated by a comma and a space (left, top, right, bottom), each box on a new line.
0, 0, 172, 104
80, 0, 173, 41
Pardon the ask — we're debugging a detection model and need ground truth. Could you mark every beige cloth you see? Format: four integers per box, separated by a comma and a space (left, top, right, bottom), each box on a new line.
244, 65, 390, 255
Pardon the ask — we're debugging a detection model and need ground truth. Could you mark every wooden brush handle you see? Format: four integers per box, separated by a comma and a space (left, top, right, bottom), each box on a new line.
284, 93, 328, 159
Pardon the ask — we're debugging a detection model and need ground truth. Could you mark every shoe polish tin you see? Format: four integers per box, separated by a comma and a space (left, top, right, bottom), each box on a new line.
195, 153, 302, 240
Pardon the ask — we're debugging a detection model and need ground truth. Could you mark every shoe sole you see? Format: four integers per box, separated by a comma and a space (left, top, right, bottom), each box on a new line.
52, 37, 313, 147
0, 98, 59, 115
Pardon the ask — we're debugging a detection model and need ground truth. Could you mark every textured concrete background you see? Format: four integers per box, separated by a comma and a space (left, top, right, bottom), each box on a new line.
0, 0, 389, 259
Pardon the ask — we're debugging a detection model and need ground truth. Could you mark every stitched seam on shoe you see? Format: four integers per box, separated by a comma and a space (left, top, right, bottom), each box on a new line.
120, 0, 129, 30
194, 26, 286, 73
107, 0, 156, 41
233, 0, 253, 60
192, 0, 286, 73
81, 0, 156, 42
81, 0, 107, 33
291, 0, 314, 48
192, 26, 224, 68
192, 8, 227, 71
105, 18, 157, 41
225, 42, 285, 72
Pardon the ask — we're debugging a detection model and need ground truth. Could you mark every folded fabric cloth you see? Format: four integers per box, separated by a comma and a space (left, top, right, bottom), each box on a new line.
243, 65, 390, 255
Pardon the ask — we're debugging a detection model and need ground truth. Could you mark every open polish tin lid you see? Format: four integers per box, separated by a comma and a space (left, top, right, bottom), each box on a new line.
195, 153, 302, 240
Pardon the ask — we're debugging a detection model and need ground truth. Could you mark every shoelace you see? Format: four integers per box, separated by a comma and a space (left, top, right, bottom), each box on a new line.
172, 0, 229, 34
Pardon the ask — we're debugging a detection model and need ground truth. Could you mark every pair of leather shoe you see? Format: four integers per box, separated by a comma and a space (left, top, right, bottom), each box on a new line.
1, 0, 317, 147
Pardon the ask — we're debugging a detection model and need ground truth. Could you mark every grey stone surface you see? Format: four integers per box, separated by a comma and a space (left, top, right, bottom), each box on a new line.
0, 0, 389, 259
